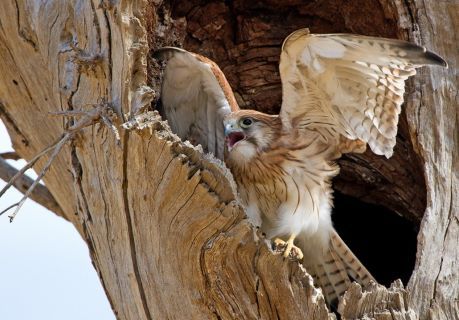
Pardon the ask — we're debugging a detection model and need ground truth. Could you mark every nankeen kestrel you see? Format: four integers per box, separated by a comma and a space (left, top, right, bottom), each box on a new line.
155, 29, 446, 305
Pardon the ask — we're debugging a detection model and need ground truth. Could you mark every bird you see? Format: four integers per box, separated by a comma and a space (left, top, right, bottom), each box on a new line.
154, 28, 446, 306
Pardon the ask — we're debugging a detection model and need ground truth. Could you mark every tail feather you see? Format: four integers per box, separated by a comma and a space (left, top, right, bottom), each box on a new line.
302, 229, 375, 306
330, 230, 374, 287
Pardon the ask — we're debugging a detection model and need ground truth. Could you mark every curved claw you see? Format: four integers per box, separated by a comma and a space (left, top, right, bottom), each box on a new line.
273, 235, 303, 260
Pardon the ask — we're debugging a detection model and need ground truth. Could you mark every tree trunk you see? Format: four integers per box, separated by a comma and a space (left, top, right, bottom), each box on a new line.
0, 1, 456, 319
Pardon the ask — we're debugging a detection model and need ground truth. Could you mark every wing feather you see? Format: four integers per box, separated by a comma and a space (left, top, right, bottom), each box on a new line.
154, 47, 239, 160
280, 29, 446, 158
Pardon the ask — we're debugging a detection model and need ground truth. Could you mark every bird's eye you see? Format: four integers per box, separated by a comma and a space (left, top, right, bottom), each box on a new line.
240, 118, 253, 128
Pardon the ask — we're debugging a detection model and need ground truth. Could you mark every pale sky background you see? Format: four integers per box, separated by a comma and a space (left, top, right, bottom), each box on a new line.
0, 121, 115, 320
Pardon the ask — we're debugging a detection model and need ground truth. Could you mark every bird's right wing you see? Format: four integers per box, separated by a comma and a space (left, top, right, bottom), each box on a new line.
154, 47, 239, 160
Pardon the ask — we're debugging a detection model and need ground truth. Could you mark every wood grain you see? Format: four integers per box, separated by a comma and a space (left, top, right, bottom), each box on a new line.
0, 0, 456, 319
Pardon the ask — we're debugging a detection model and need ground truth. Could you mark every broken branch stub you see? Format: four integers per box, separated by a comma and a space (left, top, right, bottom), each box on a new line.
339, 280, 417, 320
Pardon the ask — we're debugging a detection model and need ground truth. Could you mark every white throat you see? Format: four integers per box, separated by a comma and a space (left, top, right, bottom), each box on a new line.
228, 141, 257, 162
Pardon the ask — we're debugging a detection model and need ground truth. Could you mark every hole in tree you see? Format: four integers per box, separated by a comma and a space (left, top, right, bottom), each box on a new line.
158, 0, 426, 290
332, 191, 418, 287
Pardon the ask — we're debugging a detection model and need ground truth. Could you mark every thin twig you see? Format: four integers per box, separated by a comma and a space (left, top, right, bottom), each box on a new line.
101, 114, 121, 146
0, 137, 62, 198
0, 156, 64, 216
48, 110, 89, 117
0, 103, 121, 221
0, 203, 19, 217
6, 133, 72, 222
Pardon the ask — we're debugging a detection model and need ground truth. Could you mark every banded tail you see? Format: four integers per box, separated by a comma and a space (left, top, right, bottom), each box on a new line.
303, 230, 375, 306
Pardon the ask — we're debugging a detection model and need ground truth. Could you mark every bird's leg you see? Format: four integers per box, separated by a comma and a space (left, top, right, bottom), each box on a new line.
273, 234, 304, 260
283, 233, 303, 259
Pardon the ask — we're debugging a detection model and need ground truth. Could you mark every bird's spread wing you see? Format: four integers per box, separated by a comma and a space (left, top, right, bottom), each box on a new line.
154, 47, 239, 160
279, 29, 446, 157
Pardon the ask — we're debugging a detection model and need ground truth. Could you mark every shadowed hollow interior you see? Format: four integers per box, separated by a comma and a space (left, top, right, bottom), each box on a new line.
333, 191, 418, 286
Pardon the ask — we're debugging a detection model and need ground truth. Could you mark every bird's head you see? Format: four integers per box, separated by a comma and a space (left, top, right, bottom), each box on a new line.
223, 110, 280, 162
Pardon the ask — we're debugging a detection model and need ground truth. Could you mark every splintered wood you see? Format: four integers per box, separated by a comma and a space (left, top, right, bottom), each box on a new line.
0, 1, 456, 320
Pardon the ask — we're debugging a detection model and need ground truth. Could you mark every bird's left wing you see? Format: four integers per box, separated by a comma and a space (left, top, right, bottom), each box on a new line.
154, 47, 239, 160
279, 29, 447, 158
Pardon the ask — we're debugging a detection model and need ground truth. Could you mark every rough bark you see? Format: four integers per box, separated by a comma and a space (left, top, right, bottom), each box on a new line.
0, 1, 456, 320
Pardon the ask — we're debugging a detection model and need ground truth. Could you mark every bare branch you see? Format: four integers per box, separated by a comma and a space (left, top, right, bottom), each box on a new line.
0, 137, 62, 198
0, 156, 64, 217
48, 110, 89, 117
6, 134, 71, 221
0, 152, 20, 160
0, 203, 20, 217
101, 115, 121, 146
0, 103, 121, 221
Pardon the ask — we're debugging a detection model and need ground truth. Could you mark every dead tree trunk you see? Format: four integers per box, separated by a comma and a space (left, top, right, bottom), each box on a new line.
0, 1, 456, 319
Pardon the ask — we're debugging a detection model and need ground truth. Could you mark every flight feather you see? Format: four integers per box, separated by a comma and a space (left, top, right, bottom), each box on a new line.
279, 28, 446, 157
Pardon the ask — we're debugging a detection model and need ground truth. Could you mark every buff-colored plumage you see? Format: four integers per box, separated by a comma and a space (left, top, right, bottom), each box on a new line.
155, 29, 446, 306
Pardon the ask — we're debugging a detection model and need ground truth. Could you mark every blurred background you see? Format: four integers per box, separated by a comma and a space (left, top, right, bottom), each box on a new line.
0, 121, 115, 320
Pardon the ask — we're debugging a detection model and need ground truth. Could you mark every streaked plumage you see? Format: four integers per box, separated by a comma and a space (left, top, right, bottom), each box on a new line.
155, 29, 446, 305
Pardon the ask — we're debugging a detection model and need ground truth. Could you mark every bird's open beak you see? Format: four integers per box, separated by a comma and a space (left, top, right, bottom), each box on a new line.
224, 123, 246, 151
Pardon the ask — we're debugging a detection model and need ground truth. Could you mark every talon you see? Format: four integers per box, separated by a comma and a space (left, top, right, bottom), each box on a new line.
272, 238, 286, 253
273, 235, 303, 260
291, 245, 304, 260
273, 238, 286, 246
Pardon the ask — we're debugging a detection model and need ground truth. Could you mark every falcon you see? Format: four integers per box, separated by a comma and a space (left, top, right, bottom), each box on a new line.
154, 29, 446, 305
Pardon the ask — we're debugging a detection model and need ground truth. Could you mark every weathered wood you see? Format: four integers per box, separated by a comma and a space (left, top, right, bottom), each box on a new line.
339, 280, 417, 320
391, 1, 459, 319
0, 0, 456, 319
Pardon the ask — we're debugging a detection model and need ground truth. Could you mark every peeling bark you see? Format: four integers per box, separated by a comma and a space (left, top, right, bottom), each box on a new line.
0, 1, 457, 319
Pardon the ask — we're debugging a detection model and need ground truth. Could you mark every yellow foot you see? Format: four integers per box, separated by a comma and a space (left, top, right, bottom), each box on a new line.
273, 235, 303, 260
339, 136, 367, 154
